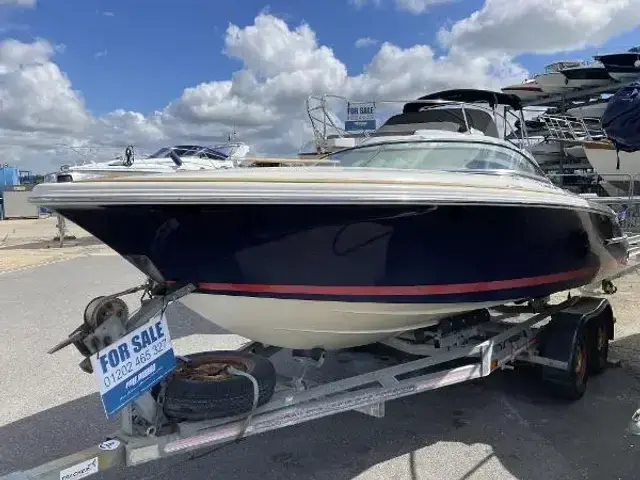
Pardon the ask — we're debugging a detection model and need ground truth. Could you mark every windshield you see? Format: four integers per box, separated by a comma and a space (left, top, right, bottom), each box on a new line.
148, 146, 228, 160
327, 141, 546, 178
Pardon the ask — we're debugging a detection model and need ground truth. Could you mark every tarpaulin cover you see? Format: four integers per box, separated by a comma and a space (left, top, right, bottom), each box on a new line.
601, 81, 640, 153
0, 166, 19, 186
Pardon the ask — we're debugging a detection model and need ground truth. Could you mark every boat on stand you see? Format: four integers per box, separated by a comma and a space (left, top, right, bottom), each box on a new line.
29, 89, 629, 350
560, 61, 615, 89
594, 47, 640, 82
45, 142, 254, 183
501, 78, 545, 100
534, 61, 584, 94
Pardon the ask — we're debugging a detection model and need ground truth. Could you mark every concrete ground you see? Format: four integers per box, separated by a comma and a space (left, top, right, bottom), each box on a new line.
0, 215, 111, 274
1, 218, 640, 479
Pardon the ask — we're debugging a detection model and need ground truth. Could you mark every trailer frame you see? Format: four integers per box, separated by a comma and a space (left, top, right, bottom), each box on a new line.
0, 280, 620, 480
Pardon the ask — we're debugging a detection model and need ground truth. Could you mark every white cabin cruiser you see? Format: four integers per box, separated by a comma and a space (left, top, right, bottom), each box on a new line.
29, 90, 629, 350
560, 61, 615, 89
501, 79, 545, 100
534, 61, 584, 94
533, 60, 615, 93
46, 143, 252, 183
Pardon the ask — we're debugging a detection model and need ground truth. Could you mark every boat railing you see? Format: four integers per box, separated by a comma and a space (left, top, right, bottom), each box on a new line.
305, 94, 529, 154
538, 114, 605, 143
547, 170, 640, 233
55, 144, 157, 168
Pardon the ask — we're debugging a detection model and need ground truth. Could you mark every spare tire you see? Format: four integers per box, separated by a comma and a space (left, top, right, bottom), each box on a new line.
162, 350, 276, 421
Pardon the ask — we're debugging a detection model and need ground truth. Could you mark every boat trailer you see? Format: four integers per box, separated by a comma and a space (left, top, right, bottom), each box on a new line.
0, 278, 630, 479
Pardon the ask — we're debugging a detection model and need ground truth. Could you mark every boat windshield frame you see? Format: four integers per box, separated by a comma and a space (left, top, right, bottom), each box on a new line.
148, 145, 229, 160
543, 61, 584, 74
325, 139, 551, 183
305, 92, 536, 155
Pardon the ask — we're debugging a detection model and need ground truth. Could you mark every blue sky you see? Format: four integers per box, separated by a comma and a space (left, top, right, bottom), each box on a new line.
4, 0, 639, 117
2, 0, 483, 114
3, 0, 640, 173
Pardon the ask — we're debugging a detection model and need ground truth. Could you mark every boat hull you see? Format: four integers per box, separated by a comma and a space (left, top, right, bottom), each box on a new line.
594, 53, 640, 82
561, 67, 613, 89
534, 73, 574, 94
607, 70, 640, 83
501, 86, 544, 100
179, 295, 524, 349
583, 142, 640, 195
53, 201, 627, 349
564, 145, 587, 160
566, 102, 608, 119
57, 164, 231, 182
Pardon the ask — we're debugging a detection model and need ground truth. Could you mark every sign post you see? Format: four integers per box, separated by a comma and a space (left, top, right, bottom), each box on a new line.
345, 101, 377, 132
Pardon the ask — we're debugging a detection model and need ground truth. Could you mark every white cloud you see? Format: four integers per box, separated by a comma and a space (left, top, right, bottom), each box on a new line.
344, 42, 526, 101
103, 11, 115, 17
438, 0, 640, 54
1, 7, 638, 173
355, 37, 378, 48
93, 50, 108, 59
0, 0, 36, 7
0, 39, 88, 134
0, 14, 529, 172
146, 14, 526, 154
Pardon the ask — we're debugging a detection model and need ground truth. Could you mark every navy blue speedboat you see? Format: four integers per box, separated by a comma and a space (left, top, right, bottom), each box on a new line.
30, 91, 629, 349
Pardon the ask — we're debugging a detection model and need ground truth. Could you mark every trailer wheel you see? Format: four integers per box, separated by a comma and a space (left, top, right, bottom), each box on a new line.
541, 329, 589, 401
587, 319, 609, 375
162, 351, 276, 421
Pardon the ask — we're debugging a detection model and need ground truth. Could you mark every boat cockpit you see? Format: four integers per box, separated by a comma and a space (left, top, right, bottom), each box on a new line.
147, 145, 229, 161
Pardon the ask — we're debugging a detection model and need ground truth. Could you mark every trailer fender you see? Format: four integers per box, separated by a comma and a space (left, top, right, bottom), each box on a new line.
540, 297, 613, 359
538, 296, 613, 381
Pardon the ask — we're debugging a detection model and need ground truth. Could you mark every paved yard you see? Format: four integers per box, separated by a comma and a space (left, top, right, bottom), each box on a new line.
1, 254, 640, 479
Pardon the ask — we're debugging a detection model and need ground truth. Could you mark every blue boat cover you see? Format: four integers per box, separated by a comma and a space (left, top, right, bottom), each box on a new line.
601, 81, 640, 153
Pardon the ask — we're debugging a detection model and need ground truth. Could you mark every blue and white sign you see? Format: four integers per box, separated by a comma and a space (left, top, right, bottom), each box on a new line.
345, 101, 376, 132
90, 313, 176, 418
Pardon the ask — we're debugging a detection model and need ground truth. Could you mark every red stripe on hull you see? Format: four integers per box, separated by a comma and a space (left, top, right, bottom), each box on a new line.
171, 260, 621, 296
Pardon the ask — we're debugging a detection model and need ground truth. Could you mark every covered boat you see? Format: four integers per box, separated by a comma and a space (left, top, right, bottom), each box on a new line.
29, 90, 630, 350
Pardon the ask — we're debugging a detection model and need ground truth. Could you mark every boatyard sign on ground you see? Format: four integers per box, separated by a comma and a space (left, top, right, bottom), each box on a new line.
345, 101, 376, 132
90, 312, 176, 417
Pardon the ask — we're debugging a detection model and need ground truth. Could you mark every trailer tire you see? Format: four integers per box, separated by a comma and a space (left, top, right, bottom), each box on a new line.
587, 319, 609, 375
541, 329, 589, 401
162, 351, 276, 421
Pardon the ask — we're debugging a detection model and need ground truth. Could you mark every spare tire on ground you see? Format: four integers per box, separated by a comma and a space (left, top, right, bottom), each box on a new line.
162, 350, 277, 421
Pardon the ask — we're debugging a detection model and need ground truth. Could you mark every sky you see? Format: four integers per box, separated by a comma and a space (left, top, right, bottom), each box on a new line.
2, 0, 640, 173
